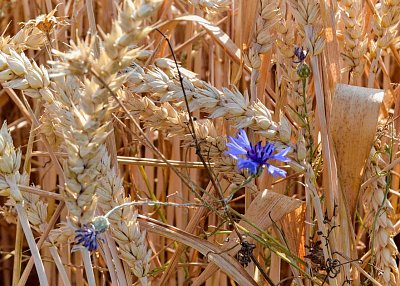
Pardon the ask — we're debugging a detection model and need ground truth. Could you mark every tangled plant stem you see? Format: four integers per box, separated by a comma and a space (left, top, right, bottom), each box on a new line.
155, 28, 277, 286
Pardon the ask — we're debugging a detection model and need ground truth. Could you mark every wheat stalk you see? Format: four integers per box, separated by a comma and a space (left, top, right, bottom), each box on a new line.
40, 2, 162, 283
363, 149, 399, 285
126, 91, 255, 190
369, 0, 400, 86
47, 0, 161, 228
97, 163, 152, 285
0, 122, 48, 286
338, 0, 367, 84
127, 59, 293, 144
246, 0, 280, 70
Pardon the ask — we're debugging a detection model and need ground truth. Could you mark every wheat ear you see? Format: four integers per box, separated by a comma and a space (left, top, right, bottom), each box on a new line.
0, 122, 48, 286
363, 149, 399, 285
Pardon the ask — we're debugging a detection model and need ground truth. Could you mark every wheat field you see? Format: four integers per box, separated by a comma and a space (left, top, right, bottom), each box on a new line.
0, 0, 399, 285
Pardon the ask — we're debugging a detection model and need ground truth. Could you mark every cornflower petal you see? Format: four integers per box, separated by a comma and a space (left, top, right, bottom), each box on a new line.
237, 158, 259, 175
225, 129, 251, 158
270, 147, 291, 162
236, 129, 251, 149
267, 164, 287, 178
225, 129, 290, 177
260, 142, 274, 161
75, 225, 99, 251
226, 138, 248, 158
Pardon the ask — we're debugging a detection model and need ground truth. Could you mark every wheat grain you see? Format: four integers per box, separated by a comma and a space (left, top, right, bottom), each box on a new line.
0, 49, 51, 99
363, 149, 399, 286
97, 164, 152, 284
126, 60, 296, 140
48, 0, 161, 228
125, 58, 300, 190
368, 0, 400, 85
0, 46, 64, 150
0, 122, 25, 202
0, 25, 46, 53
274, 18, 315, 135
126, 91, 255, 190
189, 0, 230, 13
287, 0, 325, 56
245, 0, 280, 70
40, 2, 163, 282
338, 0, 367, 83
0, 122, 49, 285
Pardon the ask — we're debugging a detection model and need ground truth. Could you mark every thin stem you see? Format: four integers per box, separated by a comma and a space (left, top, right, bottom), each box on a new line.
99, 240, 119, 286
301, 77, 314, 158
138, 165, 168, 223
20, 93, 65, 185
360, 156, 400, 190
226, 175, 256, 203
81, 249, 96, 286
91, 70, 220, 213
15, 204, 48, 286
89, 70, 199, 197
49, 246, 71, 286
86, 0, 97, 36
12, 221, 22, 286
104, 201, 202, 219
18, 201, 65, 286
14, 100, 34, 284
104, 232, 128, 286
86, 0, 99, 58
155, 29, 276, 286
154, 29, 223, 197
250, 254, 276, 286
45, 32, 54, 62
351, 260, 383, 286
31, 151, 212, 168
18, 185, 63, 201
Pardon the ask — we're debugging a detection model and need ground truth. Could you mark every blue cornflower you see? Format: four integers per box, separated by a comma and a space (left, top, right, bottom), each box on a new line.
75, 225, 99, 251
294, 46, 311, 79
294, 46, 308, 63
75, 216, 109, 251
225, 129, 291, 177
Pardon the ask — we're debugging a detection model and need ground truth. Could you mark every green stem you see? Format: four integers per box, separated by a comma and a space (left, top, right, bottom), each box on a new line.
138, 165, 168, 223
301, 77, 314, 159
225, 174, 256, 203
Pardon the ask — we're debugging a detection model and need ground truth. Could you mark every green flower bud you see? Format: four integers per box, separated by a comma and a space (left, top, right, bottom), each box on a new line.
297, 63, 311, 79
92, 216, 110, 233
